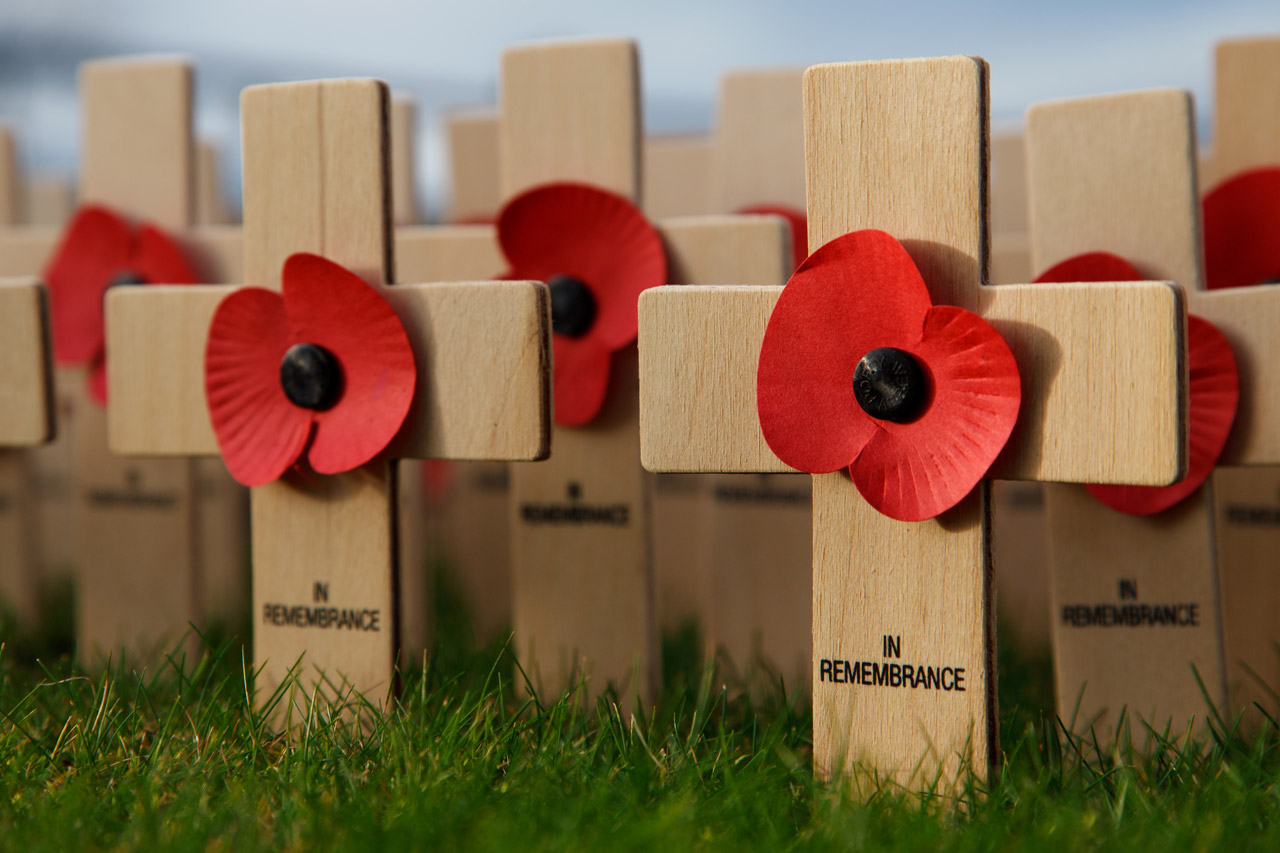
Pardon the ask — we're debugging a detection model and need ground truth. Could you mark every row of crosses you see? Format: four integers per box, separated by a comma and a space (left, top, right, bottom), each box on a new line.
1, 37, 1278, 790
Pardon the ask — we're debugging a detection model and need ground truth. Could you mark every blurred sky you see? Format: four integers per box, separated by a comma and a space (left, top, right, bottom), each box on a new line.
1, 0, 1278, 218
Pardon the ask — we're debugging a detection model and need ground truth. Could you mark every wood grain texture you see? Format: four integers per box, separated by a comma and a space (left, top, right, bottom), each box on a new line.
1212, 37, 1280, 178
643, 135, 714, 219
0, 279, 53, 446
446, 109, 501, 222
500, 39, 640, 199
195, 141, 232, 226
1045, 483, 1226, 733
501, 38, 653, 702
81, 58, 192, 227
988, 132, 1049, 655
1025, 89, 1236, 735
390, 97, 420, 226
712, 69, 805, 211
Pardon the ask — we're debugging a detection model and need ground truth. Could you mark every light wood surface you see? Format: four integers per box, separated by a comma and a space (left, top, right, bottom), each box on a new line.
0, 129, 18, 226
24, 176, 74, 227
643, 135, 714, 219
712, 68, 805, 211
446, 109, 501, 222
391, 97, 420, 226
499, 38, 655, 702
1026, 89, 1247, 734
1212, 37, 1280, 180
75, 57, 203, 666
988, 132, 1049, 656
195, 141, 232, 226
639, 57, 1188, 789
0, 279, 53, 446
500, 39, 640, 200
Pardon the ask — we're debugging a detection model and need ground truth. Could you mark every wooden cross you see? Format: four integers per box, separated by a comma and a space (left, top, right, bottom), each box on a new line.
0, 130, 43, 625
1028, 83, 1280, 732
701, 66, 813, 687
0, 58, 244, 663
495, 38, 791, 704
0, 235, 52, 625
987, 131, 1051, 658
639, 57, 1187, 788
106, 77, 551, 713
1202, 36, 1280, 725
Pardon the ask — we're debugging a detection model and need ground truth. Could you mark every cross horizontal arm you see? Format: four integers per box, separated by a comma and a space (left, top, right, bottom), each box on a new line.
0, 229, 60, 277
639, 280, 1186, 485
106, 280, 551, 461
0, 277, 53, 445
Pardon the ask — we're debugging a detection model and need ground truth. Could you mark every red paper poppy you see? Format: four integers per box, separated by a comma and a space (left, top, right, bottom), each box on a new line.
1203, 167, 1280, 289
756, 229, 1021, 522
42, 204, 197, 404
496, 182, 666, 427
737, 204, 808, 272
1036, 252, 1239, 515
204, 253, 417, 487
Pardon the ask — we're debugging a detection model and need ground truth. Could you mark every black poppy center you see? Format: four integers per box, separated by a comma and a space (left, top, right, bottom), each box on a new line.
852, 347, 925, 423
108, 269, 147, 289
280, 343, 342, 411
547, 275, 597, 338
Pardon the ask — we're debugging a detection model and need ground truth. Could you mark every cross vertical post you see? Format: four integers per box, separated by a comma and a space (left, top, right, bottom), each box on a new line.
639, 57, 1188, 787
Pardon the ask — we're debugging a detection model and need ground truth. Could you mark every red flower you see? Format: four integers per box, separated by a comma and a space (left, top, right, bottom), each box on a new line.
1203, 167, 1280, 289
497, 182, 666, 426
43, 205, 197, 404
1037, 252, 1239, 515
756, 229, 1021, 522
737, 204, 808, 273
204, 253, 417, 487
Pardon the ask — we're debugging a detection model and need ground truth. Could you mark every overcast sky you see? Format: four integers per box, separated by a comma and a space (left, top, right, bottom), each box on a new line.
1, 0, 1277, 217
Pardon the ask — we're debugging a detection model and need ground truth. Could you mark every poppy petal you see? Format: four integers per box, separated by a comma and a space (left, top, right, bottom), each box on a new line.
756, 229, 934, 473
498, 182, 666, 350
1036, 252, 1240, 515
1086, 316, 1238, 515
132, 223, 199, 285
43, 205, 131, 364
553, 335, 613, 427
205, 287, 312, 487
1203, 168, 1280, 290
850, 306, 1021, 521
737, 204, 808, 273
281, 253, 417, 475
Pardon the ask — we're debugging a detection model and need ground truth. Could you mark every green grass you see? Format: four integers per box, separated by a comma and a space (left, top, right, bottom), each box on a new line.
3, 591, 1280, 850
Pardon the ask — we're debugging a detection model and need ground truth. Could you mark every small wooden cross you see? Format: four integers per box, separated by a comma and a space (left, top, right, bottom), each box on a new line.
639, 57, 1188, 788
496, 38, 791, 704
0, 274, 53, 623
702, 66, 813, 687
0, 58, 244, 663
1028, 82, 1280, 732
987, 131, 1051, 658
106, 77, 551, 713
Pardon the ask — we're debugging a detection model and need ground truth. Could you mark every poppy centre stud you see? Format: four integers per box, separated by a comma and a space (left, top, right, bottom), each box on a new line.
108, 270, 147, 289
547, 274, 597, 338
852, 347, 925, 423
280, 342, 342, 411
